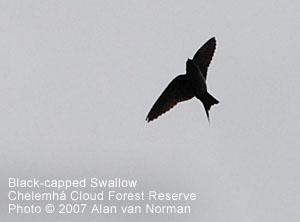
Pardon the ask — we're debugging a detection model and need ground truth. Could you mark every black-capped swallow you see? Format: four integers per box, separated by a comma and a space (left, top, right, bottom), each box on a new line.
146, 37, 219, 122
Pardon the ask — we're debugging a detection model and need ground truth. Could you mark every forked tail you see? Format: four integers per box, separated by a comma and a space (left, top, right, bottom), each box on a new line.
199, 92, 219, 121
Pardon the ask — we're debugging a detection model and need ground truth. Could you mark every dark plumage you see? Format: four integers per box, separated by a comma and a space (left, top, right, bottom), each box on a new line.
146, 37, 219, 122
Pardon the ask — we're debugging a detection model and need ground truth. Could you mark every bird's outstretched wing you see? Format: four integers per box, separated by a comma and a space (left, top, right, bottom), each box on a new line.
146, 75, 194, 122
192, 37, 216, 79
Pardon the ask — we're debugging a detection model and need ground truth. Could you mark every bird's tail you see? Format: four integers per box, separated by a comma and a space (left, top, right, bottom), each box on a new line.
199, 92, 219, 121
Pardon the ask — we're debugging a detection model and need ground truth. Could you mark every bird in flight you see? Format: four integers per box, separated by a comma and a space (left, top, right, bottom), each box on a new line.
146, 37, 219, 122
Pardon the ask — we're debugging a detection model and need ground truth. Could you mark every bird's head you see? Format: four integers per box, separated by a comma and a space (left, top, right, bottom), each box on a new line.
186, 58, 198, 73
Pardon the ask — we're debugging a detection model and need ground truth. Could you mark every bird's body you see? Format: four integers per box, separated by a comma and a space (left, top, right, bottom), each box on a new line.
186, 59, 207, 96
146, 37, 219, 122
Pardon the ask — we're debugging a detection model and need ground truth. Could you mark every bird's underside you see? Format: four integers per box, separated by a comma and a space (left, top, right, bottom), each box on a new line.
146, 37, 218, 122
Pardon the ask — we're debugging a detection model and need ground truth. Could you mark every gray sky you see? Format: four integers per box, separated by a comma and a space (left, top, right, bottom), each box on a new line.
1, 1, 300, 221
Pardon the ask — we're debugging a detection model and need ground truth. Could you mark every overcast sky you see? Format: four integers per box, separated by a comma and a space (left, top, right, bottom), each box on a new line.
1, 1, 300, 221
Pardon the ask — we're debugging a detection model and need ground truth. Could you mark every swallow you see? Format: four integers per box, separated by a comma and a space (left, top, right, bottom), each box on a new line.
146, 37, 219, 122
